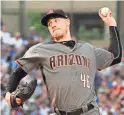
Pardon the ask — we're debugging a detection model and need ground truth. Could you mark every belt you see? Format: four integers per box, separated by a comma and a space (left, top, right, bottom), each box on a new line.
57, 104, 94, 115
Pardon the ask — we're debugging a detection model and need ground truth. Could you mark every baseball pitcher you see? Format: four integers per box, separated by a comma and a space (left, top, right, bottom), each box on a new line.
5, 8, 122, 115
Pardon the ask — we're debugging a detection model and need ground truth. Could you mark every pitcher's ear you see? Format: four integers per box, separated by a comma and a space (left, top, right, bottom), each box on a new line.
65, 18, 70, 26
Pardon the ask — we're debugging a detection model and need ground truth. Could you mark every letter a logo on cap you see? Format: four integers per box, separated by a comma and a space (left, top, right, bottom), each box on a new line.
48, 10, 54, 14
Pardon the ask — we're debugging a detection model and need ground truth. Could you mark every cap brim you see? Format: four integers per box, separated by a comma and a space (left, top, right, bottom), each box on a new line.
41, 13, 67, 26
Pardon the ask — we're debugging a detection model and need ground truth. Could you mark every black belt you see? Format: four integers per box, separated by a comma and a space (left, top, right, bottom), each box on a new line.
58, 104, 94, 115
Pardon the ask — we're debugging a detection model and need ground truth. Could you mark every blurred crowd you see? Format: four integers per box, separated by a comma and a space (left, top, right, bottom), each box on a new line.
0, 25, 124, 115
95, 63, 124, 115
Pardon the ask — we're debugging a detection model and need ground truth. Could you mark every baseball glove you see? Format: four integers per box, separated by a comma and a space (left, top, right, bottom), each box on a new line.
10, 78, 37, 109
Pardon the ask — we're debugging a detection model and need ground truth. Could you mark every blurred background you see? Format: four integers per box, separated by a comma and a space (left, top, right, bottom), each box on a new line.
0, 0, 124, 115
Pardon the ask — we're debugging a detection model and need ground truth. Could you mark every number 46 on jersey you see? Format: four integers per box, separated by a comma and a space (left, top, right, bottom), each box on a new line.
80, 74, 91, 88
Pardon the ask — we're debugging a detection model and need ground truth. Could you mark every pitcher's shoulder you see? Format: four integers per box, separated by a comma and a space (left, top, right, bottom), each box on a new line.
30, 41, 53, 48
29, 41, 56, 50
29, 43, 43, 49
26, 42, 46, 52
77, 40, 94, 48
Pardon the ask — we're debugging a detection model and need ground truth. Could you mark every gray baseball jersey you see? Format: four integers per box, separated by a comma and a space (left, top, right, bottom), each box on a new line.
16, 41, 114, 111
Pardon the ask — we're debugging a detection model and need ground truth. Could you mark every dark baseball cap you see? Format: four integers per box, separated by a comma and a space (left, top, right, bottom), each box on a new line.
41, 9, 68, 26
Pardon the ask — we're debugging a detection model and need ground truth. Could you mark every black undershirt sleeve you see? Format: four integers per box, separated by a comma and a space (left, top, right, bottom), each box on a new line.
6, 67, 27, 93
108, 26, 122, 66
